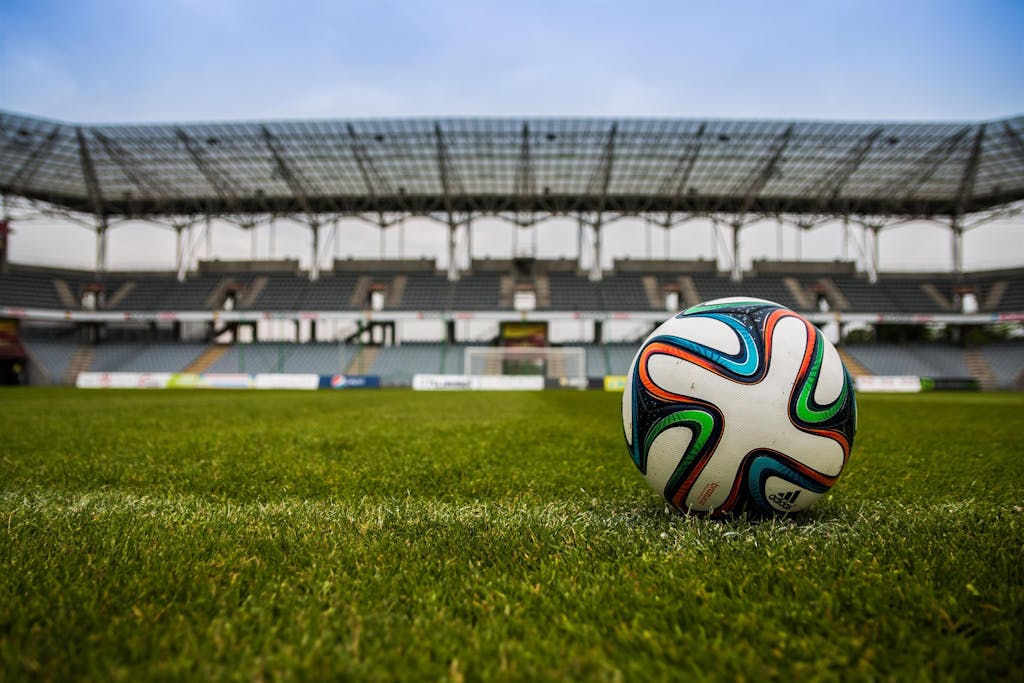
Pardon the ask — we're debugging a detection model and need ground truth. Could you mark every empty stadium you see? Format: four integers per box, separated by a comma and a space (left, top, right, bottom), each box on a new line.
1, 111, 1022, 389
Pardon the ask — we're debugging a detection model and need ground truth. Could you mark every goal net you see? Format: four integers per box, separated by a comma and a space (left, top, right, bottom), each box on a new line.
464, 346, 587, 389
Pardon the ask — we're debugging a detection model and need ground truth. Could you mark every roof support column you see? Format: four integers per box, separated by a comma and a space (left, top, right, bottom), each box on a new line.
590, 216, 603, 281
174, 223, 187, 282
1, 195, 9, 273
268, 217, 275, 259
206, 216, 213, 260
250, 224, 258, 259
710, 217, 719, 264
447, 219, 460, 282
645, 218, 652, 259
951, 216, 964, 276
398, 217, 405, 259
466, 215, 473, 268
663, 216, 672, 259
730, 221, 742, 282
332, 218, 340, 263
841, 216, 849, 261
776, 217, 784, 259
868, 224, 880, 284
95, 217, 109, 279
310, 221, 321, 281
576, 216, 585, 264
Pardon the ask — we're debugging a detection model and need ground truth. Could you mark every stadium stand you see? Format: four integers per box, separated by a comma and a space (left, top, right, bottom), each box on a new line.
0, 266, 67, 309
369, 342, 466, 384
545, 272, 601, 311
979, 344, 1024, 389
91, 342, 208, 373
21, 337, 80, 384
597, 274, 656, 312
966, 269, 1024, 313
451, 273, 502, 310
206, 343, 357, 374
843, 344, 972, 379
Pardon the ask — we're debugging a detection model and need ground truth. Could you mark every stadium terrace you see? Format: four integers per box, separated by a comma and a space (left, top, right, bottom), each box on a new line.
0, 111, 1022, 389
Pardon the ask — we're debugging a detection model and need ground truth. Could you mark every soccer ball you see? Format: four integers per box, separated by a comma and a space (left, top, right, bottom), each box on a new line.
622, 297, 856, 516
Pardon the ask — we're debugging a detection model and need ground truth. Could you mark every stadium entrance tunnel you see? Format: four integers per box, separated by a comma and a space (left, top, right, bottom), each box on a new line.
0, 358, 27, 385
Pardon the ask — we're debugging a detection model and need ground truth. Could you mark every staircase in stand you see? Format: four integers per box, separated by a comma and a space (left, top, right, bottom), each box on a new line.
963, 348, 999, 391
836, 347, 871, 379
185, 344, 229, 374
346, 346, 380, 375
63, 344, 95, 384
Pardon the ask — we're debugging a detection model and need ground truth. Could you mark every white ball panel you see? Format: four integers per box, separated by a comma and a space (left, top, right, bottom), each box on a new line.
644, 425, 695, 497
814, 337, 845, 406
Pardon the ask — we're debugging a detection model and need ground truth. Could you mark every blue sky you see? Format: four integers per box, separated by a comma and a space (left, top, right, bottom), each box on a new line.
0, 0, 1021, 273
2, 0, 1021, 122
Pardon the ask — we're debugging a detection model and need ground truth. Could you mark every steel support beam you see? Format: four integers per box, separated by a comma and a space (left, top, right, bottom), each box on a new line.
954, 125, 987, 218
811, 127, 883, 213
898, 127, 971, 204
435, 124, 463, 281
951, 217, 964, 276
576, 216, 585, 263
175, 128, 242, 210
310, 221, 321, 281
92, 130, 171, 204
514, 123, 535, 222
659, 123, 706, 197
76, 128, 105, 220
734, 125, 794, 216
586, 124, 617, 281
1, 194, 8, 272
347, 123, 396, 199
868, 225, 881, 284
841, 216, 849, 261
261, 126, 317, 219
206, 216, 213, 259
4, 126, 61, 192
96, 216, 109, 279
447, 221, 459, 282
730, 221, 742, 282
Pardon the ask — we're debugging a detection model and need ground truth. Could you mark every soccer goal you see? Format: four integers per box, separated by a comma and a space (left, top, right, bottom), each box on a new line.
464, 346, 588, 389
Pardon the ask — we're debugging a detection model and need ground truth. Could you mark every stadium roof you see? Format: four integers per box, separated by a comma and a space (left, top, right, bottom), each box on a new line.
1, 110, 1022, 221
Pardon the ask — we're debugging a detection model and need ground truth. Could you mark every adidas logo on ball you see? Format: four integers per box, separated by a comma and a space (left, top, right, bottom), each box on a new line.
768, 490, 802, 511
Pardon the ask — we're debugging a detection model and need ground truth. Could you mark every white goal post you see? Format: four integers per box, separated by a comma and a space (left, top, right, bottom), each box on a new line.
464, 346, 588, 389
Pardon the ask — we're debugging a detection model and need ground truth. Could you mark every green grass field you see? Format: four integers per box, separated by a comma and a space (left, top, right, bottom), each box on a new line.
1, 388, 1022, 681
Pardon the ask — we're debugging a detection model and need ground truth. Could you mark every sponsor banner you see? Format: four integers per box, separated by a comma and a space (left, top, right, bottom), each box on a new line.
319, 374, 381, 389
413, 374, 472, 391
928, 377, 979, 392
854, 375, 922, 393
197, 373, 254, 389
543, 376, 589, 390
254, 373, 320, 390
470, 375, 544, 391
167, 373, 200, 388
77, 372, 173, 389
603, 375, 627, 392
